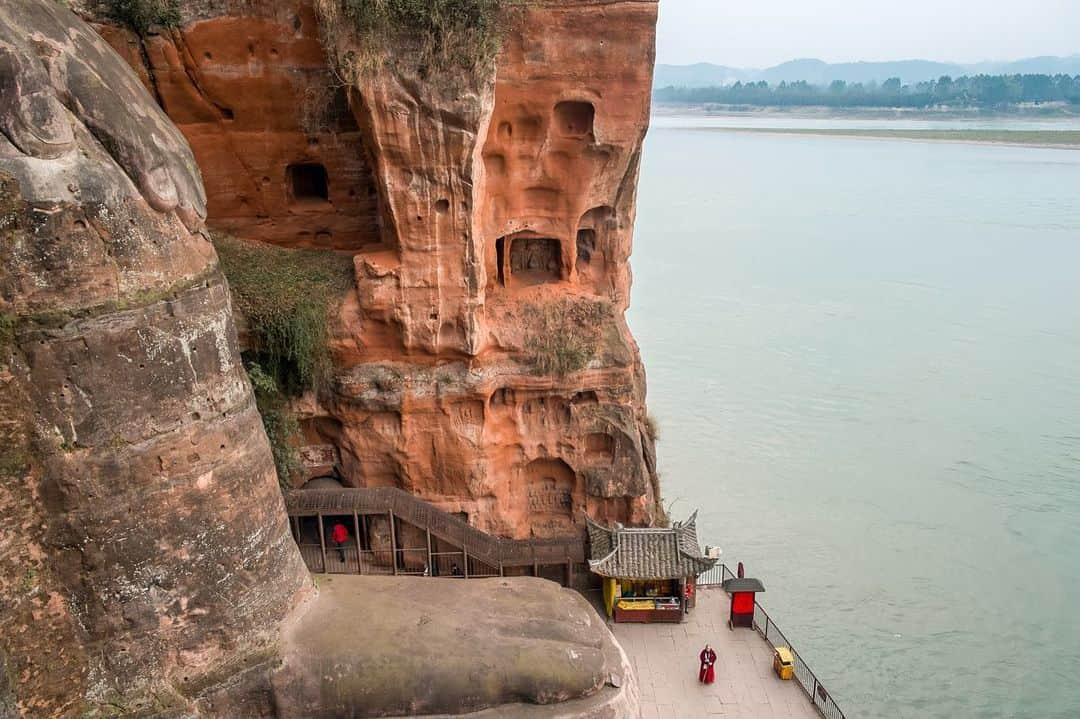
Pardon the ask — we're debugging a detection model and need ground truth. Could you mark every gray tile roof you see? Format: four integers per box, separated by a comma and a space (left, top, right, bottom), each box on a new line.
586, 512, 718, 580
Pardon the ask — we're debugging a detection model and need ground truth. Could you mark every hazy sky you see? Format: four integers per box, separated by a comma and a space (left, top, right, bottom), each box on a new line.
656, 0, 1080, 67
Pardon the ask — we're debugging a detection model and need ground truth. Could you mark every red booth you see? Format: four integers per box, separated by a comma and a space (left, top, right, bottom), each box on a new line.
721, 577, 765, 628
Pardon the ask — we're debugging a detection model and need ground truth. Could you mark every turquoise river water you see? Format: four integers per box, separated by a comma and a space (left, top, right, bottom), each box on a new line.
628, 115, 1080, 718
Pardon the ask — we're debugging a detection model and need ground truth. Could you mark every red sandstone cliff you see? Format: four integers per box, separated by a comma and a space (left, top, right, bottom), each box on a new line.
94, 0, 663, 540
0, 2, 643, 715
0, 2, 310, 713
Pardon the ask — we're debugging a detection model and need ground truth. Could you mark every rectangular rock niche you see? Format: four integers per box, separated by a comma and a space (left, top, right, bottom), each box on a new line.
508, 237, 561, 284
287, 162, 329, 204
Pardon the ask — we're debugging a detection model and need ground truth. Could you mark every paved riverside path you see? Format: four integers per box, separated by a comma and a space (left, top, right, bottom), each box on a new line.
608, 588, 821, 719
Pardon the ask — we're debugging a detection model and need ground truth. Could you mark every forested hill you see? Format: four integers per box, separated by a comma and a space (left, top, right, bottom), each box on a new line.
654, 74, 1080, 108
654, 56, 1080, 89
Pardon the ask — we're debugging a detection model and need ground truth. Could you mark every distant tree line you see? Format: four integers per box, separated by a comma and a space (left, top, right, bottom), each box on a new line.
654, 74, 1080, 108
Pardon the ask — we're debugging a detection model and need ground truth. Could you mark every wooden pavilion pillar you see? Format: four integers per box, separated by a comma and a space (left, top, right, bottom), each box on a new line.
352, 511, 363, 575
388, 510, 398, 575
316, 512, 327, 573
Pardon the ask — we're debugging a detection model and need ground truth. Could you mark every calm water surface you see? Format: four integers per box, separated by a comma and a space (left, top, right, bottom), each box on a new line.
628, 115, 1080, 718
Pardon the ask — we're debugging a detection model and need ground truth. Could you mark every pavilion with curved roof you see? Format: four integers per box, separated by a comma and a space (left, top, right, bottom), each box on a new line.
586, 512, 717, 623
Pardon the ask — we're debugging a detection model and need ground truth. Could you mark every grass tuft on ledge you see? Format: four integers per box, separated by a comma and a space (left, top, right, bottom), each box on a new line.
523, 298, 613, 377
102, 0, 181, 34
316, 0, 519, 85
213, 234, 353, 395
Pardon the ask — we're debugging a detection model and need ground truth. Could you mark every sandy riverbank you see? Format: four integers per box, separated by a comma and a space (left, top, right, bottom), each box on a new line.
697, 126, 1080, 149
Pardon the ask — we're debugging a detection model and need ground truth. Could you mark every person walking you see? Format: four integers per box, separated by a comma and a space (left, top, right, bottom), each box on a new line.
698, 644, 717, 684
330, 521, 349, 562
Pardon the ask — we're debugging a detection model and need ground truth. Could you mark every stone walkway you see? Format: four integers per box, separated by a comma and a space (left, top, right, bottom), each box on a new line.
608, 588, 821, 719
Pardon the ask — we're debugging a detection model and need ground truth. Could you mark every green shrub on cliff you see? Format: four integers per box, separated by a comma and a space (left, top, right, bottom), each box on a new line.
213, 234, 353, 395
213, 235, 352, 489
102, 0, 180, 34
318, 0, 516, 81
523, 299, 613, 377
247, 362, 303, 489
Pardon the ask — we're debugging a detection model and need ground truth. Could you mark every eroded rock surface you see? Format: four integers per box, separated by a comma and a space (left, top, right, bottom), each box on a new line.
93, 0, 664, 539
0, 1, 310, 713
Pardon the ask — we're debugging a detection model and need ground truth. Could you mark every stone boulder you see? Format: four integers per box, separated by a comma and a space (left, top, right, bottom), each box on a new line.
273, 576, 637, 718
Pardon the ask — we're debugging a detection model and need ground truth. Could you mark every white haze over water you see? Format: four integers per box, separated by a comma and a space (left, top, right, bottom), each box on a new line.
657, 0, 1080, 68
629, 116, 1080, 717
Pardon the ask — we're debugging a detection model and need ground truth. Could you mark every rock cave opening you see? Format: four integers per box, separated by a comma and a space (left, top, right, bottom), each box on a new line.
287, 162, 330, 204
576, 228, 597, 265
495, 236, 507, 286
507, 236, 562, 285
553, 101, 595, 139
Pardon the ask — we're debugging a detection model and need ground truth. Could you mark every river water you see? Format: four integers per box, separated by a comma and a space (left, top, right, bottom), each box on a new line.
628, 114, 1080, 718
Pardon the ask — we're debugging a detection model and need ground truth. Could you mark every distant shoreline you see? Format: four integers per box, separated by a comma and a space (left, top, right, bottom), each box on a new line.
691, 126, 1080, 149
652, 104, 1080, 121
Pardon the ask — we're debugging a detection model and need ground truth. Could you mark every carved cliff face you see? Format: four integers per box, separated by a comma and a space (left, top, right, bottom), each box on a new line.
94, 0, 662, 539
0, 2, 309, 713
0, 1, 654, 715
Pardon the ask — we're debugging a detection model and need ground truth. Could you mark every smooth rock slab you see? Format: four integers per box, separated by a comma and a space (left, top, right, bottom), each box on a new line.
273, 575, 639, 718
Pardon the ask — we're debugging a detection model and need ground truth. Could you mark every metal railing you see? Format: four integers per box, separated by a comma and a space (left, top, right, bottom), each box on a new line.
701, 563, 847, 719
696, 563, 726, 587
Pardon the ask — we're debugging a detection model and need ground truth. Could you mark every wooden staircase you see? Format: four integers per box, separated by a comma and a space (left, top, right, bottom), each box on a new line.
284, 487, 586, 580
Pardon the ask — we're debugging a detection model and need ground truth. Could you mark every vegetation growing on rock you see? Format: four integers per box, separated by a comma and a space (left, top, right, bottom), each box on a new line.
247, 362, 304, 489
643, 413, 660, 442
101, 0, 180, 34
213, 234, 353, 484
315, 0, 517, 83
524, 299, 613, 377
213, 233, 353, 394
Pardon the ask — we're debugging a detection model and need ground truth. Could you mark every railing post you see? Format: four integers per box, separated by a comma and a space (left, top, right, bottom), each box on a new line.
764, 614, 770, 639
388, 510, 398, 576
463, 544, 469, 579
425, 528, 432, 576
353, 511, 363, 575
317, 512, 327, 573
812, 677, 818, 706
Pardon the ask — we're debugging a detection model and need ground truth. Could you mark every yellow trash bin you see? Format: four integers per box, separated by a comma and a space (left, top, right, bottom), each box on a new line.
773, 646, 794, 680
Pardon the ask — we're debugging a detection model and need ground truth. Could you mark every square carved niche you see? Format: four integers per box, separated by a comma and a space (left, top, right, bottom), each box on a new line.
287, 162, 329, 204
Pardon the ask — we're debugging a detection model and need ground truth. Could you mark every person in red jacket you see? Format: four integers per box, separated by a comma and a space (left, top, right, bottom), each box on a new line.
699, 644, 717, 684
330, 521, 349, 562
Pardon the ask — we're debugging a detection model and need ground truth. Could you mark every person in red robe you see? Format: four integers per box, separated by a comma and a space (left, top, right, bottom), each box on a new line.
330, 521, 349, 562
698, 644, 717, 684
